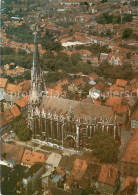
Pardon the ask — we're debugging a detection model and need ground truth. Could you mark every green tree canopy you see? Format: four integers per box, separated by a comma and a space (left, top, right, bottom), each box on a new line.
122, 28, 133, 39
91, 132, 119, 163
13, 118, 31, 141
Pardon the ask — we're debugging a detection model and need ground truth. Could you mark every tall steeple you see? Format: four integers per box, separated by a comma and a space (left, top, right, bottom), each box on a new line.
32, 32, 40, 77
28, 33, 47, 134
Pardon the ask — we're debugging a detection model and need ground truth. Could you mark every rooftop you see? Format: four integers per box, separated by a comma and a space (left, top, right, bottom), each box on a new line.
122, 129, 138, 164
98, 165, 118, 186
21, 149, 47, 166
40, 96, 114, 120
0, 78, 8, 88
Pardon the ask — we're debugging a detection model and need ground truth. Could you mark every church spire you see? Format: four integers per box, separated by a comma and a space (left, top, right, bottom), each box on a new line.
32, 32, 40, 76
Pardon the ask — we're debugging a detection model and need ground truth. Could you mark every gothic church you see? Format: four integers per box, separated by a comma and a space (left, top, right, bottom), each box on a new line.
28, 36, 120, 151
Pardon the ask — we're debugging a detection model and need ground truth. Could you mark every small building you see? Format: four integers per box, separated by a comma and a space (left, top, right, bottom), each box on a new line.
23, 163, 45, 195
0, 78, 8, 92
46, 153, 62, 169
15, 95, 29, 116
131, 109, 138, 129
121, 129, 138, 177
58, 156, 74, 175
89, 88, 101, 99
97, 165, 120, 195
21, 149, 47, 168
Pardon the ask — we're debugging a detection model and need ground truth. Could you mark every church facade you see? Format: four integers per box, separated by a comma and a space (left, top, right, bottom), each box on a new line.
28, 37, 121, 151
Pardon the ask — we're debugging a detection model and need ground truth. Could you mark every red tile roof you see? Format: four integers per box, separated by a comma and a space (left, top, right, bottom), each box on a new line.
10, 105, 21, 118
131, 109, 138, 121
21, 149, 48, 167
122, 129, 138, 164
105, 97, 128, 114
98, 165, 118, 186
116, 79, 127, 87
16, 95, 29, 108
67, 159, 88, 186
0, 78, 8, 88
123, 176, 136, 190
5, 83, 22, 94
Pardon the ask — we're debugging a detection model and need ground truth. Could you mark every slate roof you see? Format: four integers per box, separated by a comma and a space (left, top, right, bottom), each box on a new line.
59, 156, 74, 171
40, 97, 114, 120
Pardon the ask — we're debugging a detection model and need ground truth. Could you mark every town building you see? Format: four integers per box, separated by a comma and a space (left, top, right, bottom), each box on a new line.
121, 129, 138, 177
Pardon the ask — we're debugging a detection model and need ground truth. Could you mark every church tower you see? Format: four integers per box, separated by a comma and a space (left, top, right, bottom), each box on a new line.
28, 33, 47, 136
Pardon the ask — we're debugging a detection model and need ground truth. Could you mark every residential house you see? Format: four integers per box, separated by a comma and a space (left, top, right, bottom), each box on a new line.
108, 53, 124, 66
5, 83, 22, 95
41, 167, 55, 189
75, 49, 92, 61
97, 165, 120, 195
58, 156, 74, 175
131, 109, 138, 129
88, 72, 98, 82
23, 163, 45, 195
105, 97, 129, 129
120, 176, 137, 195
6, 66, 25, 77
89, 88, 101, 100
21, 149, 47, 168
0, 105, 21, 134
65, 159, 88, 191
121, 129, 138, 177
100, 53, 108, 62
1, 142, 25, 166
116, 79, 128, 88
15, 95, 29, 116
0, 78, 8, 92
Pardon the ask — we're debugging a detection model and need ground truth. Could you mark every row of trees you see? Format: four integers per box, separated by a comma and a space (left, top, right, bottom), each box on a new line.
96, 61, 134, 80
5, 24, 34, 44
1, 47, 33, 68
97, 13, 133, 24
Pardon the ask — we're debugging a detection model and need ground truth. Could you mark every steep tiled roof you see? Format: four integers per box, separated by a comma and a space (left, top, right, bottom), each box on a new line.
1, 105, 21, 126
15, 95, 29, 108
0, 78, 8, 88
122, 129, 138, 164
10, 105, 21, 117
116, 79, 127, 87
67, 159, 88, 186
40, 97, 114, 120
98, 165, 118, 186
5, 83, 22, 94
131, 109, 138, 120
105, 97, 128, 114
123, 176, 136, 190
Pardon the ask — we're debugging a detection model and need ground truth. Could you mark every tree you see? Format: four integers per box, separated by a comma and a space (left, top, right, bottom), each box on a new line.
90, 132, 119, 163
122, 14, 133, 23
24, 70, 31, 80
70, 53, 81, 66
13, 118, 31, 141
122, 28, 133, 39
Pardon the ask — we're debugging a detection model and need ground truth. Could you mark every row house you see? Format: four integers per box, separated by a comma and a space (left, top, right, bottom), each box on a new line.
108, 53, 124, 66
121, 129, 138, 178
